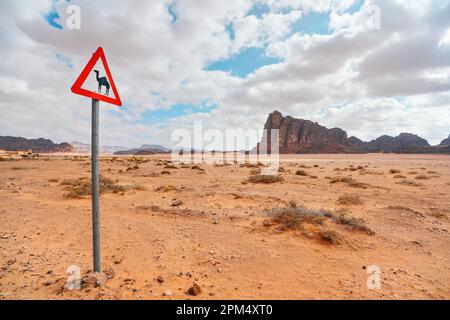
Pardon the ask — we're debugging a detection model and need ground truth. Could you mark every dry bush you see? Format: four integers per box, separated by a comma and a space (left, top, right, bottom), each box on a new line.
298, 164, 311, 168
11, 166, 26, 170
296, 170, 308, 176
320, 230, 339, 244
329, 177, 369, 189
48, 178, 59, 183
334, 214, 374, 235
164, 165, 178, 169
396, 179, 422, 187
415, 175, 431, 180
161, 171, 171, 175
393, 175, 406, 179
389, 169, 401, 174
265, 206, 327, 230
337, 194, 363, 205
61, 175, 144, 199
191, 165, 205, 171
154, 185, 178, 192
407, 171, 418, 175
427, 171, 438, 174
248, 174, 283, 184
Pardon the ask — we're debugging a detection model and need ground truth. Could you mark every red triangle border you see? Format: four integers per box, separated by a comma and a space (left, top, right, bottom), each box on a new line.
71, 47, 122, 106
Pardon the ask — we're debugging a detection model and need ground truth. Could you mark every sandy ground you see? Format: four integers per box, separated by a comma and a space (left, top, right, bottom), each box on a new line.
0, 153, 449, 300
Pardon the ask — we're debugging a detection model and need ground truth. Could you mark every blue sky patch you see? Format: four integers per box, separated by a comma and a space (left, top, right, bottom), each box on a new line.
247, 3, 270, 18
140, 102, 217, 124
292, 12, 330, 35
43, 5, 63, 30
347, 0, 365, 14
168, 3, 177, 23
55, 53, 73, 68
226, 22, 235, 41
207, 47, 281, 78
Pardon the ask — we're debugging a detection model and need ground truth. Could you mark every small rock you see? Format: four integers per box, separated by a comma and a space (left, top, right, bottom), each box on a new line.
171, 199, 183, 207
43, 280, 54, 286
81, 272, 107, 288
187, 282, 201, 296
163, 290, 173, 296
104, 268, 115, 280
156, 275, 164, 283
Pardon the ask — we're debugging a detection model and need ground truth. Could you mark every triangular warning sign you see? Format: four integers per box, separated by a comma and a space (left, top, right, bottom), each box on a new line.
71, 47, 122, 106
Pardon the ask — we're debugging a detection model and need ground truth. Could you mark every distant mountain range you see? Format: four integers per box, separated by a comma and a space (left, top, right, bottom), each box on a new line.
114, 144, 171, 155
70, 141, 127, 154
0, 136, 73, 153
256, 111, 450, 154
2, 115, 449, 155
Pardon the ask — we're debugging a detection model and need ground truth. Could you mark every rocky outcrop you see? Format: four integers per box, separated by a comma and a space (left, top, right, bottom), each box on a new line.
257, 111, 361, 154
440, 135, 450, 146
114, 144, 170, 155
256, 111, 447, 154
0, 136, 73, 153
356, 133, 430, 153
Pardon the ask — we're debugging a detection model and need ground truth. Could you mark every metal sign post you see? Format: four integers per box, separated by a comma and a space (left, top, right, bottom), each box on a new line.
71, 47, 122, 274
91, 98, 101, 272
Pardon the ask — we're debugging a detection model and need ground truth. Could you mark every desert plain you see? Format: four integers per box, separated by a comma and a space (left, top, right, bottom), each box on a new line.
0, 153, 449, 300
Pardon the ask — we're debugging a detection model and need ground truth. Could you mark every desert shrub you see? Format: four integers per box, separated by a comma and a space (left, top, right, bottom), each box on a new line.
266, 206, 327, 229
154, 185, 178, 192
48, 178, 59, 183
191, 165, 205, 171
389, 169, 401, 174
164, 165, 178, 169
161, 171, 171, 175
393, 175, 406, 179
397, 179, 422, 187
296, 170, 308, 176
62, 175, 143, 198
320, 230, 339, 244
337, 194, 363, 205
415, 175, 431, 180
11, 166, 26, 170
407, 171, 418, 175
248, 174, 283, 184
330, 177, 369, 189
334, 214, 374, 235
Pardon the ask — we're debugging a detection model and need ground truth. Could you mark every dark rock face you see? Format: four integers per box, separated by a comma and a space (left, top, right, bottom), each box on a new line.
440, 135, 450, 146
363, 133, 430, 153
0, 136, 73, 153
257, 111, 445, 154
258, 111, 361, 154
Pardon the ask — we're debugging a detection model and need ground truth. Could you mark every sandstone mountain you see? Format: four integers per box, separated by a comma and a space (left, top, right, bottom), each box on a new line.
440, 135, 450, 146
0, 136, 73, 153
256, 111, 448, 154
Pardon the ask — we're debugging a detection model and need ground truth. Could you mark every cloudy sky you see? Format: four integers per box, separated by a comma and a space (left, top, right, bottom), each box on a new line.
0, 0, 449, 149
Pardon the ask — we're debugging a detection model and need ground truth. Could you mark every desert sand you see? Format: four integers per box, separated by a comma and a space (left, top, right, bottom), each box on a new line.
0, 153, 449, 300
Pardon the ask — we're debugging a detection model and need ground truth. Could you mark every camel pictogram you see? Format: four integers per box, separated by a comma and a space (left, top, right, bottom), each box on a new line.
93, 70, 110, 96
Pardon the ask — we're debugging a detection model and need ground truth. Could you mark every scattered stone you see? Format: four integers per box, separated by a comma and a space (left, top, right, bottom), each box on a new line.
156, 275, 165, 283
163, 289, 173, 296
43, 280, 54, 286
187, 282, 201, 296
171, 199, 183, 207
104, 268, 115, 280
81, 272, 107, 288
